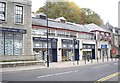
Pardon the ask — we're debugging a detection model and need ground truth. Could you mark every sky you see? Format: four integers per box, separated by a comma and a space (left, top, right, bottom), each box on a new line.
31, 0, 119, 27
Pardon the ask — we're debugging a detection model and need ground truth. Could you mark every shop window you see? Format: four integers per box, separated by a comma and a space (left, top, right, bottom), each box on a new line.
5, 33, 13, 55
13, 33, 22, 55
0, 33, 4, 55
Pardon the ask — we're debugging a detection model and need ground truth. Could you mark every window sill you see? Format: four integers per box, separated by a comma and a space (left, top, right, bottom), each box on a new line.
14, 23, 24, 25
0, 20, 7, 24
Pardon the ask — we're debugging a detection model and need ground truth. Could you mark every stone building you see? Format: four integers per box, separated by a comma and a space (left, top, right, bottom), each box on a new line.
0, 0, 33, 61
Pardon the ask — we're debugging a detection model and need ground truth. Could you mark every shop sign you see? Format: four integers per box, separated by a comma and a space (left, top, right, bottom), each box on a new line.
83, 44, 95, 49
33, 37, 57, 42
62, 39, 73, 43
1, 27, 26, 34
101, 44, 107, 48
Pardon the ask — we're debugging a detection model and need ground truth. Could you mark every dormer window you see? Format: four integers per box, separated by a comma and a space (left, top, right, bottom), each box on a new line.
40, 15, 46, 19
55, 17, 66, 23
60, 19, 66, 23
36, 13, 46, 19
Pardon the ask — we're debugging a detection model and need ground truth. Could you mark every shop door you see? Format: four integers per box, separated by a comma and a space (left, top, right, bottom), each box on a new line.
92, 49, 95, 59
52, 49, 57, 62
75, 49, 79, 61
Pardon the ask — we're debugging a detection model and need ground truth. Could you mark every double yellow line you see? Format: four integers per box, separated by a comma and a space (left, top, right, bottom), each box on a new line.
94, 72, 120, 82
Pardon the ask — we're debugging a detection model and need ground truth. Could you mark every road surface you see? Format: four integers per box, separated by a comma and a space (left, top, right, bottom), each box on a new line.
2, 61, 119, 82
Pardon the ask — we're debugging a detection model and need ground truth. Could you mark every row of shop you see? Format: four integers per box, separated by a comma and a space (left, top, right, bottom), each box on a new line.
33, 37, 100, 62
0, 27, 110, 62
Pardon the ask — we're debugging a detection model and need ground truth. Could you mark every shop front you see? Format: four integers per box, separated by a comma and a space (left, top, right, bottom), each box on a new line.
100, 44, 108, 59
0, 27, 26, 56
61, 39, 79, 61
82, 44, 95, 60
33, 37, 57, 62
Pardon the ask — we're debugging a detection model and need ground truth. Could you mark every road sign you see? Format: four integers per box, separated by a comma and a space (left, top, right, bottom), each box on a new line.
112, 48, 116, 55
101, 44, 107, 49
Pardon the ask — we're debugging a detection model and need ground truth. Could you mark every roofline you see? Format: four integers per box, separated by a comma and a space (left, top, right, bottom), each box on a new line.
91, 30, 111, 33
32, 24, 94, 35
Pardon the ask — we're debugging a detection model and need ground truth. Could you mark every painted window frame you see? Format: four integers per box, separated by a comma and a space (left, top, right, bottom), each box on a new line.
15, 5, 23, 23
0, 2, 6, 21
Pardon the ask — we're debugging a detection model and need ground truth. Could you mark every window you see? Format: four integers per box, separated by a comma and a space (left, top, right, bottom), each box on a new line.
118, 30, 120, 35
15, 5, 23, 23
65, 31, 70, 37
0, 2, 6, 21
57, 30, 65, 37
49, 29, 55, 36
70, 32, 76, 38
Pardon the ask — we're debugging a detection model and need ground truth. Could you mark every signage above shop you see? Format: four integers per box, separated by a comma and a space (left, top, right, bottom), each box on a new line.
101, 44, 107, 49
62, 39, 79, 43
0, 27, 26, 34
83, 44, 95, 49
62, 39, 73, 43
33, 37, 57, 42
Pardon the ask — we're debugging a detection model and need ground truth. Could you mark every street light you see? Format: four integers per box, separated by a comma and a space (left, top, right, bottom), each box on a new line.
46, 1, 49, 67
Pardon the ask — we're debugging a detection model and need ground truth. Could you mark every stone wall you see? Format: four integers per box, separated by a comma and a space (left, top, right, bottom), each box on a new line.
0, 55, 35, 61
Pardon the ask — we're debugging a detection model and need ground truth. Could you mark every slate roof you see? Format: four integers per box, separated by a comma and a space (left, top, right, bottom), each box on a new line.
32, 17, 112, 34
84, 23, 111, 33
32, 17, 91, 33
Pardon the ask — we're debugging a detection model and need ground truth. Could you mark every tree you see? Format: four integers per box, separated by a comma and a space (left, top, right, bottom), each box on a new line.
36, 1, 103, 26
82, 8, 104, 26
36, 2, 86, 24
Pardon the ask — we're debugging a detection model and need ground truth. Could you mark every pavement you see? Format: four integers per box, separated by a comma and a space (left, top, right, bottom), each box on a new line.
0, 58, 119, 73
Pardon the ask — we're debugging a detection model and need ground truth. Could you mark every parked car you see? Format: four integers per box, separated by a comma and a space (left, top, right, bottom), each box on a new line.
115, 55, 120, 58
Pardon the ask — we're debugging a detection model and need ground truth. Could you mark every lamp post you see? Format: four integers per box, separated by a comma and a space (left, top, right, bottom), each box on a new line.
46, 1, 49, 67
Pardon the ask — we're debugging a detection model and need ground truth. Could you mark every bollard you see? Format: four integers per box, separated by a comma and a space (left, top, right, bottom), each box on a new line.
107, 56, 108, 62
85, 58, 86, 64
91, 58, 92, 63
111, 57, 113, 61
77, 60, 79, 65
97, 57, 98, 62
102, 57, 104, 62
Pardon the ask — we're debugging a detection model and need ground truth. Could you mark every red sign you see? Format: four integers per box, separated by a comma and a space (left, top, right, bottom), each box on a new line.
112, 48, 116, 55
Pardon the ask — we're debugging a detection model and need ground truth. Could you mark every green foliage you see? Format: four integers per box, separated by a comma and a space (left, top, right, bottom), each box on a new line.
82, 8, 104, 26
36, 1, 103, 26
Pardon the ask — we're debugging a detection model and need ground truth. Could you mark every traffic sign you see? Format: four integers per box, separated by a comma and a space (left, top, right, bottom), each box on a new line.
112, 48, 116, 55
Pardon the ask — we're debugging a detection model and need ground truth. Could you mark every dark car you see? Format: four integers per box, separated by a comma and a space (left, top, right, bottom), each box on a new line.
115, 55, 120, 58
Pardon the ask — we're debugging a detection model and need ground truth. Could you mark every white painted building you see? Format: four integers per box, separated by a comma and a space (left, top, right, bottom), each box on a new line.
32, 13, 111, 62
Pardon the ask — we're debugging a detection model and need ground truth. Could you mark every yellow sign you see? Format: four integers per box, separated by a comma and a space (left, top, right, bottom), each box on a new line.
72, 53, 74, 56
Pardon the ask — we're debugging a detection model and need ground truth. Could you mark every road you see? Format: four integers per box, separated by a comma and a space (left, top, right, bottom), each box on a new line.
2, 61, 119, 82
